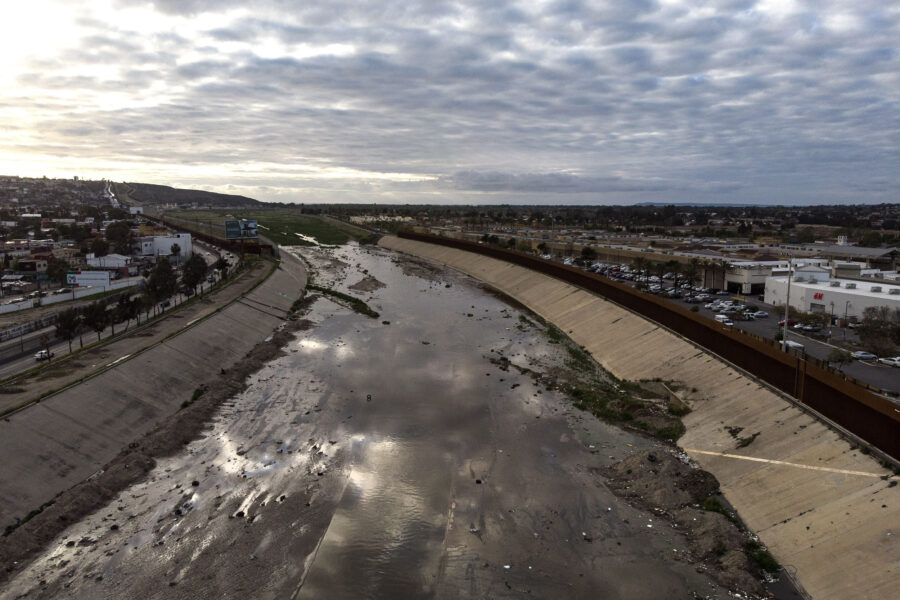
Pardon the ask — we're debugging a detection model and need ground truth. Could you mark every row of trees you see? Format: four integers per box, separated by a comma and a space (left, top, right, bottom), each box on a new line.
53, 253, 221, 353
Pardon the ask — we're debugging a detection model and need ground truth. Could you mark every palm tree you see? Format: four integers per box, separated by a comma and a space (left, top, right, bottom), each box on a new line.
665, 259, 681, 291
683, 258, 700, 288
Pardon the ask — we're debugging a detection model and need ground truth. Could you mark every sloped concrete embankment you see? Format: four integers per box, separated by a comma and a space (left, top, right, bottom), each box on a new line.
380, 235, 899, 600
0, 252, 307, 529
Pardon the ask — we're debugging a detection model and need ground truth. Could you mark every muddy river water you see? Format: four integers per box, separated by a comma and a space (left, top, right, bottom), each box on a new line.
3, 245, 739, 599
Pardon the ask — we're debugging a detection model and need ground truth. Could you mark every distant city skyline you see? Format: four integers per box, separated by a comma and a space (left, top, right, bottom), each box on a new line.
1, 1, 897, 205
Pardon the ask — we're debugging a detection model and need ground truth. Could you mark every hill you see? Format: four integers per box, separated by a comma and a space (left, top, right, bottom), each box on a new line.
123, 182, 262, 207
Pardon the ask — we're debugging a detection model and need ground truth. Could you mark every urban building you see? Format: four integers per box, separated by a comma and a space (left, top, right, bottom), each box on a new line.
136, 232, 192, 260
765, 265, 900, 320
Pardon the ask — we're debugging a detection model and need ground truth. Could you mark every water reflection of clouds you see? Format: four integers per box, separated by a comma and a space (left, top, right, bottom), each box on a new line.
298, 339, 326, 352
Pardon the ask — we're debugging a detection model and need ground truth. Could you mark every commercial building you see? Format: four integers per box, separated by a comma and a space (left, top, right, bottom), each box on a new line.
86, 253, 129, 269
137, 232, 192, 260
725, 259, 828, 295
764, 265, 900, 320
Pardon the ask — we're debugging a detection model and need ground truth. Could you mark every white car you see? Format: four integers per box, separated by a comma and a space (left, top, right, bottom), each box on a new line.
34, 350, 54, 361
852, 351, 877, 361
877, 356, 900, 367
751, 311, 769, 318
784, 340, 805, 352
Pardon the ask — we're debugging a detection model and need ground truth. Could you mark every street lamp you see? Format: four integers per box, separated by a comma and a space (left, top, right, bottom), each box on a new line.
843, 301, 851, 339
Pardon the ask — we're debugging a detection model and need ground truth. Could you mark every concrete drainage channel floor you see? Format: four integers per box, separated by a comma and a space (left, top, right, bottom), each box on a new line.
0, 243, 790, 599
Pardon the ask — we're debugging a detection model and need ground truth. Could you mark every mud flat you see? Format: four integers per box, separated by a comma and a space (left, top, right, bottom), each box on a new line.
1, 245, 772, 599
380, 235, 899, 600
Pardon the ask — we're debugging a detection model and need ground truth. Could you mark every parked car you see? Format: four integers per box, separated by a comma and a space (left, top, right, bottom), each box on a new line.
778, 319, 798, 326
783, 340, 805, 352
751, 311, 769, 318
34, 350, 54, 362
852, 351, 877, 361
876, 356, 900, 367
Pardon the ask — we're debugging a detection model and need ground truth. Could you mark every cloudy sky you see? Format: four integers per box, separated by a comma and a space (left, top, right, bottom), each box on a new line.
1, 1, 897, 205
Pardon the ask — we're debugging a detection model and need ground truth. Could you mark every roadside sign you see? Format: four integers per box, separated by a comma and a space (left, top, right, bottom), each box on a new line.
66, 271, 110, 287
225, 220, 258, 239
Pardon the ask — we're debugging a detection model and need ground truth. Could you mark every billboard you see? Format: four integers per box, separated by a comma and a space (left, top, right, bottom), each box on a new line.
225, 220, 258, 239
66, 270, 111, 287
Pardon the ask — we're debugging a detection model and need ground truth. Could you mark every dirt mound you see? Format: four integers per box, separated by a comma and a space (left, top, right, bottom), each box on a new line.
605, 450, 719, 508
604, 450, 766, 597
348, 275, 386, 292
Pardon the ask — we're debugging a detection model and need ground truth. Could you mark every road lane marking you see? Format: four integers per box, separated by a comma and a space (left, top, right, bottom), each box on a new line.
684, 449, 898, 479
105, 354, 131, 367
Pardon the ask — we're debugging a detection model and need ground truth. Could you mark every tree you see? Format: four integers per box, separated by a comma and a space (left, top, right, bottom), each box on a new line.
116, 295, 137, 332
827, 348, 852, 369
665, 259, 681, 290
795, 227, 816, 244
90, 238, 109, 257
537, 242, 549, 255
55, 308, 80, 353
683, 258, 700, 288
580, 246, 597, 262
137, 294, 153, 322
856, 306, 900, 355
182, 254, 208, 293
84, 301, 109, 342
46, 259, 71, 286
146, 258, 177, 302
105, 221, 134, 255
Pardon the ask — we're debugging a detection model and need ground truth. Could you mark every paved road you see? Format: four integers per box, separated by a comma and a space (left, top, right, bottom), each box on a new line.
0, 242, 232, 380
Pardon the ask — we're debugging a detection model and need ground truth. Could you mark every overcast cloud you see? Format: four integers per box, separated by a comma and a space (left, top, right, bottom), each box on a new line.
0, 0, 897, 204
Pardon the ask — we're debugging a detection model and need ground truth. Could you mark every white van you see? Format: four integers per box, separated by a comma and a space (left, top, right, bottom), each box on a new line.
714, 314, 730, 323
784, 340, 805, 352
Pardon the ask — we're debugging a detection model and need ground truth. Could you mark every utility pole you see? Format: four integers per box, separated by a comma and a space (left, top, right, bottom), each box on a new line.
781, 259, 793, 352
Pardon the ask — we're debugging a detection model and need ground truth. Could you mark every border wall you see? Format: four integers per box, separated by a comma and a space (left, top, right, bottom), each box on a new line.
398, 231, 900, 459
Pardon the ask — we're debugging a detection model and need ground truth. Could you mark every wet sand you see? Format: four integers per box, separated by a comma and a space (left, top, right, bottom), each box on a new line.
1, 245, 757, 599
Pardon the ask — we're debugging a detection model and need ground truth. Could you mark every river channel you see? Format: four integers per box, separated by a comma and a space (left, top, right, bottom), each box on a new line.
2, 244, 736, 599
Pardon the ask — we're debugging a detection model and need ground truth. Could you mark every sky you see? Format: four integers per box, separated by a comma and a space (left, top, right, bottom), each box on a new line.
0, 1, 898, 205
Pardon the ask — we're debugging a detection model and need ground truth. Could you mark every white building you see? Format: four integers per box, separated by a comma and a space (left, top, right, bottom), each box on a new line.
765, 265, 900, 320
726, 259, 829, 295
129, 206, 144, 215
86, 253, 129, 269
137, 232, 192, 260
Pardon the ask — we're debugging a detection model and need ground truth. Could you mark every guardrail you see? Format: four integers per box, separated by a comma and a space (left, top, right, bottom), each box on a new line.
399, 231, 900, 460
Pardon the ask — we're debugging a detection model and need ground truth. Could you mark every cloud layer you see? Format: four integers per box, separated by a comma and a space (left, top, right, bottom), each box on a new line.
1, 0, 898, 204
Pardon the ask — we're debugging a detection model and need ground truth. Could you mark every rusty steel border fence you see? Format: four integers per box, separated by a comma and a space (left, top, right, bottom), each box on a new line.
399, 231, 900, 460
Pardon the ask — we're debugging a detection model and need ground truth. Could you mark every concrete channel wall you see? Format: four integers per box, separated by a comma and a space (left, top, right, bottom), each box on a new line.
380, 235, 899, 600
0, 252, 306, 528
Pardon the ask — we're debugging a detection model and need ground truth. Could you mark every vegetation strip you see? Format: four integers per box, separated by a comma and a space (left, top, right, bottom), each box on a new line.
306, 284, 379, 319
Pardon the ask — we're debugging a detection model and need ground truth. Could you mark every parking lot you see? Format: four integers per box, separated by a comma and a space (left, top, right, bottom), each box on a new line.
566, 259, 900, 396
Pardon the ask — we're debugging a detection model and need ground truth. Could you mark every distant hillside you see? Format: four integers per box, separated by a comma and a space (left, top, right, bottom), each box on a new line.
124, 183, 262, 207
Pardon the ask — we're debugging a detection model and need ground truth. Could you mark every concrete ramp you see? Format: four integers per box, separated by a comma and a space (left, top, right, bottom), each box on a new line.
380, 235, 899, 600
